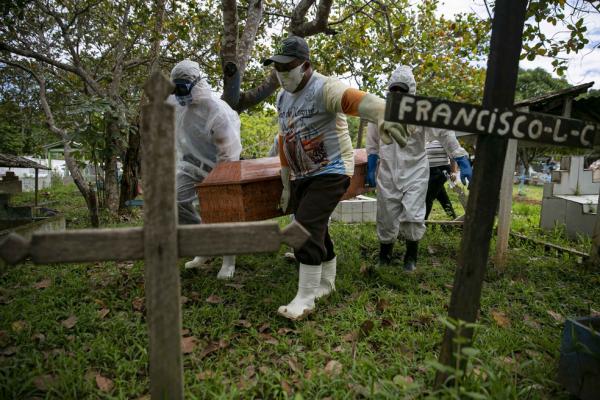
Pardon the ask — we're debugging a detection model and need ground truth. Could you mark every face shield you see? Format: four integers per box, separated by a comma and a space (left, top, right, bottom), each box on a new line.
172, 76, 203, 106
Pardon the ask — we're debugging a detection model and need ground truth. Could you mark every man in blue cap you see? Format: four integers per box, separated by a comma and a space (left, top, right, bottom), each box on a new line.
264, 36, 410, 320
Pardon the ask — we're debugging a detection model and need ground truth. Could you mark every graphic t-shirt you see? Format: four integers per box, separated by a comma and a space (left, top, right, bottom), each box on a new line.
277, 72, 354, 179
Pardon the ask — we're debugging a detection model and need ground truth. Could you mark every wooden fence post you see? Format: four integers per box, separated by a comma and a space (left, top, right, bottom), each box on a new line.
435, 0, 527, 386
494, 138, 518, 267
589, 191, 600, 266
140, 71, 183, 399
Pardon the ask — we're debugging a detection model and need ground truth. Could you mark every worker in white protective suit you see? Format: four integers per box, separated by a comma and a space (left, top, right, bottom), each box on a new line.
170, 59, 242, 279
263, 36, 410, 320
366, 65, 472, 271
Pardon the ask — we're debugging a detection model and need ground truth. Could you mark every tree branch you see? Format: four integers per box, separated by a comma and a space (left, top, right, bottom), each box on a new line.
237, 68, 280, 112
290, 0, 336, 36
238, 0, 263, 77
329, 0, 375, 26
221, 0, 239, 66
0, 41, 103, 95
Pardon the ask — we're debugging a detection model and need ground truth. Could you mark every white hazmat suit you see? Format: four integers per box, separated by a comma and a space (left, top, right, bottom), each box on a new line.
171, 60, 242, 278
366, 65, 467, 267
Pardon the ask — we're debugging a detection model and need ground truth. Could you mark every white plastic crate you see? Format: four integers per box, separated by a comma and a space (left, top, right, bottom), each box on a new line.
331, 195, 376, 223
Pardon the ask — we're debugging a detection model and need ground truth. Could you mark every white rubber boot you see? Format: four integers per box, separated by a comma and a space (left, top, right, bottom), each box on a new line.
184, 256, 211, 270
316, 257, 336, 298
217, 255, 236, 280
277, 263, 322, 320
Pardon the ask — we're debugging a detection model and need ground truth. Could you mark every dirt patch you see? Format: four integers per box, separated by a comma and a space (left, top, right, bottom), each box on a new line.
513, 196, 541, 205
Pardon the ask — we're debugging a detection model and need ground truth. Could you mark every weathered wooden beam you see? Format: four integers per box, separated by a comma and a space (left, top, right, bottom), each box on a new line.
0, 221, 309, 265
141, 71, 183, 400
494, 138, 518, 267
510, 232, 588, 259
435, 0, 528, 386
29, 228, 144, 263
425, 220, 464, 225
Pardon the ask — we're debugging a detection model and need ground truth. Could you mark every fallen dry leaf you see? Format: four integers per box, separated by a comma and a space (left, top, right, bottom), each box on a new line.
281, 380, 293, 397
491, 310, 511, 328
277, 327, 295, 335
32, 333, 46, 342
132, 297, 144, 312
98, 309, 110, 319
444, 283, 453, 290
0, 330, 9, 347
324, 360, 343, 376
427, 245, 437, 255
0, 346, 17, 356
259, 333, 279, 345
287, 357, 301, 373
196, 370, 215, 380
259, 366, 270, 374
244, 365, 256, 379
523, 314, 541, 329
199, 339, 229, 359
304, 370, 313, 380
206, 295, 223, 304
381, 318, 395, 328
180, 296, 189, 304
33, 374, 55, 391
547, 310, 565, 323
61, 316, 77, 329
11, 320, 27, 333
235, 320, 252, 329
258, 323, 271, 333
376, 299, 389, 313
359, 320, 375, 338
34, 279, 51, 289
181, 328, 190, 336
96, 374, 114, 392
342, 332, 358, 342
332, 345, 344, 353
181, 336, 198, 354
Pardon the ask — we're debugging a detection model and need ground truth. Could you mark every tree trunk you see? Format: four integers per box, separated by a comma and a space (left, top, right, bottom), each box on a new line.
63, 141, 99, 227
104, 117, 121, 216
119, 126, 141, 212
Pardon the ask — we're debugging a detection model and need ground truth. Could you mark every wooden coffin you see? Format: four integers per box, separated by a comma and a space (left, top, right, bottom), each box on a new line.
197, 149, 367, 223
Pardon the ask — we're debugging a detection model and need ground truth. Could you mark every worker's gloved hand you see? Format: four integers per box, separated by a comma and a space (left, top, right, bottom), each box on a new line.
379, 121, 408, 147
279, 167, 291, 212
366, 154, 379, 187
358, 93, 409, 147
454, 156, 472, 186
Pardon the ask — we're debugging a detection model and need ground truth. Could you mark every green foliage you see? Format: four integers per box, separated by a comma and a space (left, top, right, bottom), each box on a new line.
239, 109, 279, 159
521, 0, 596, 75
309, 0, 489, 102
515, 67, 571, 102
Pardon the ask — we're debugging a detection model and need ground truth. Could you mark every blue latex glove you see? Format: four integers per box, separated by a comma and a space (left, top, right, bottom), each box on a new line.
366, 154, 379, 187
454, 155, 472, 186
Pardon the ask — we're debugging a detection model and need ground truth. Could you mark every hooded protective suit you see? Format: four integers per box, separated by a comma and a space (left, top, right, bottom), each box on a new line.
170, 60, 242, 225
366, 65, 467, 243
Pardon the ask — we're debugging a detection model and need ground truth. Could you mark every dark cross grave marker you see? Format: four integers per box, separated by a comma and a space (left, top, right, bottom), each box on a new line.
0, 71, 309, 399
385, 93, 600, 149
384, 0, 599, 386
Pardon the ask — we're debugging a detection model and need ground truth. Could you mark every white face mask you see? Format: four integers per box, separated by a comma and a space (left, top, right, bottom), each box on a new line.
276, 63, 306, 92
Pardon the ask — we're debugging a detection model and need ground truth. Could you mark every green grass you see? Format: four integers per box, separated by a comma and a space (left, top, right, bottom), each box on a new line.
1, 184, 598, 398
